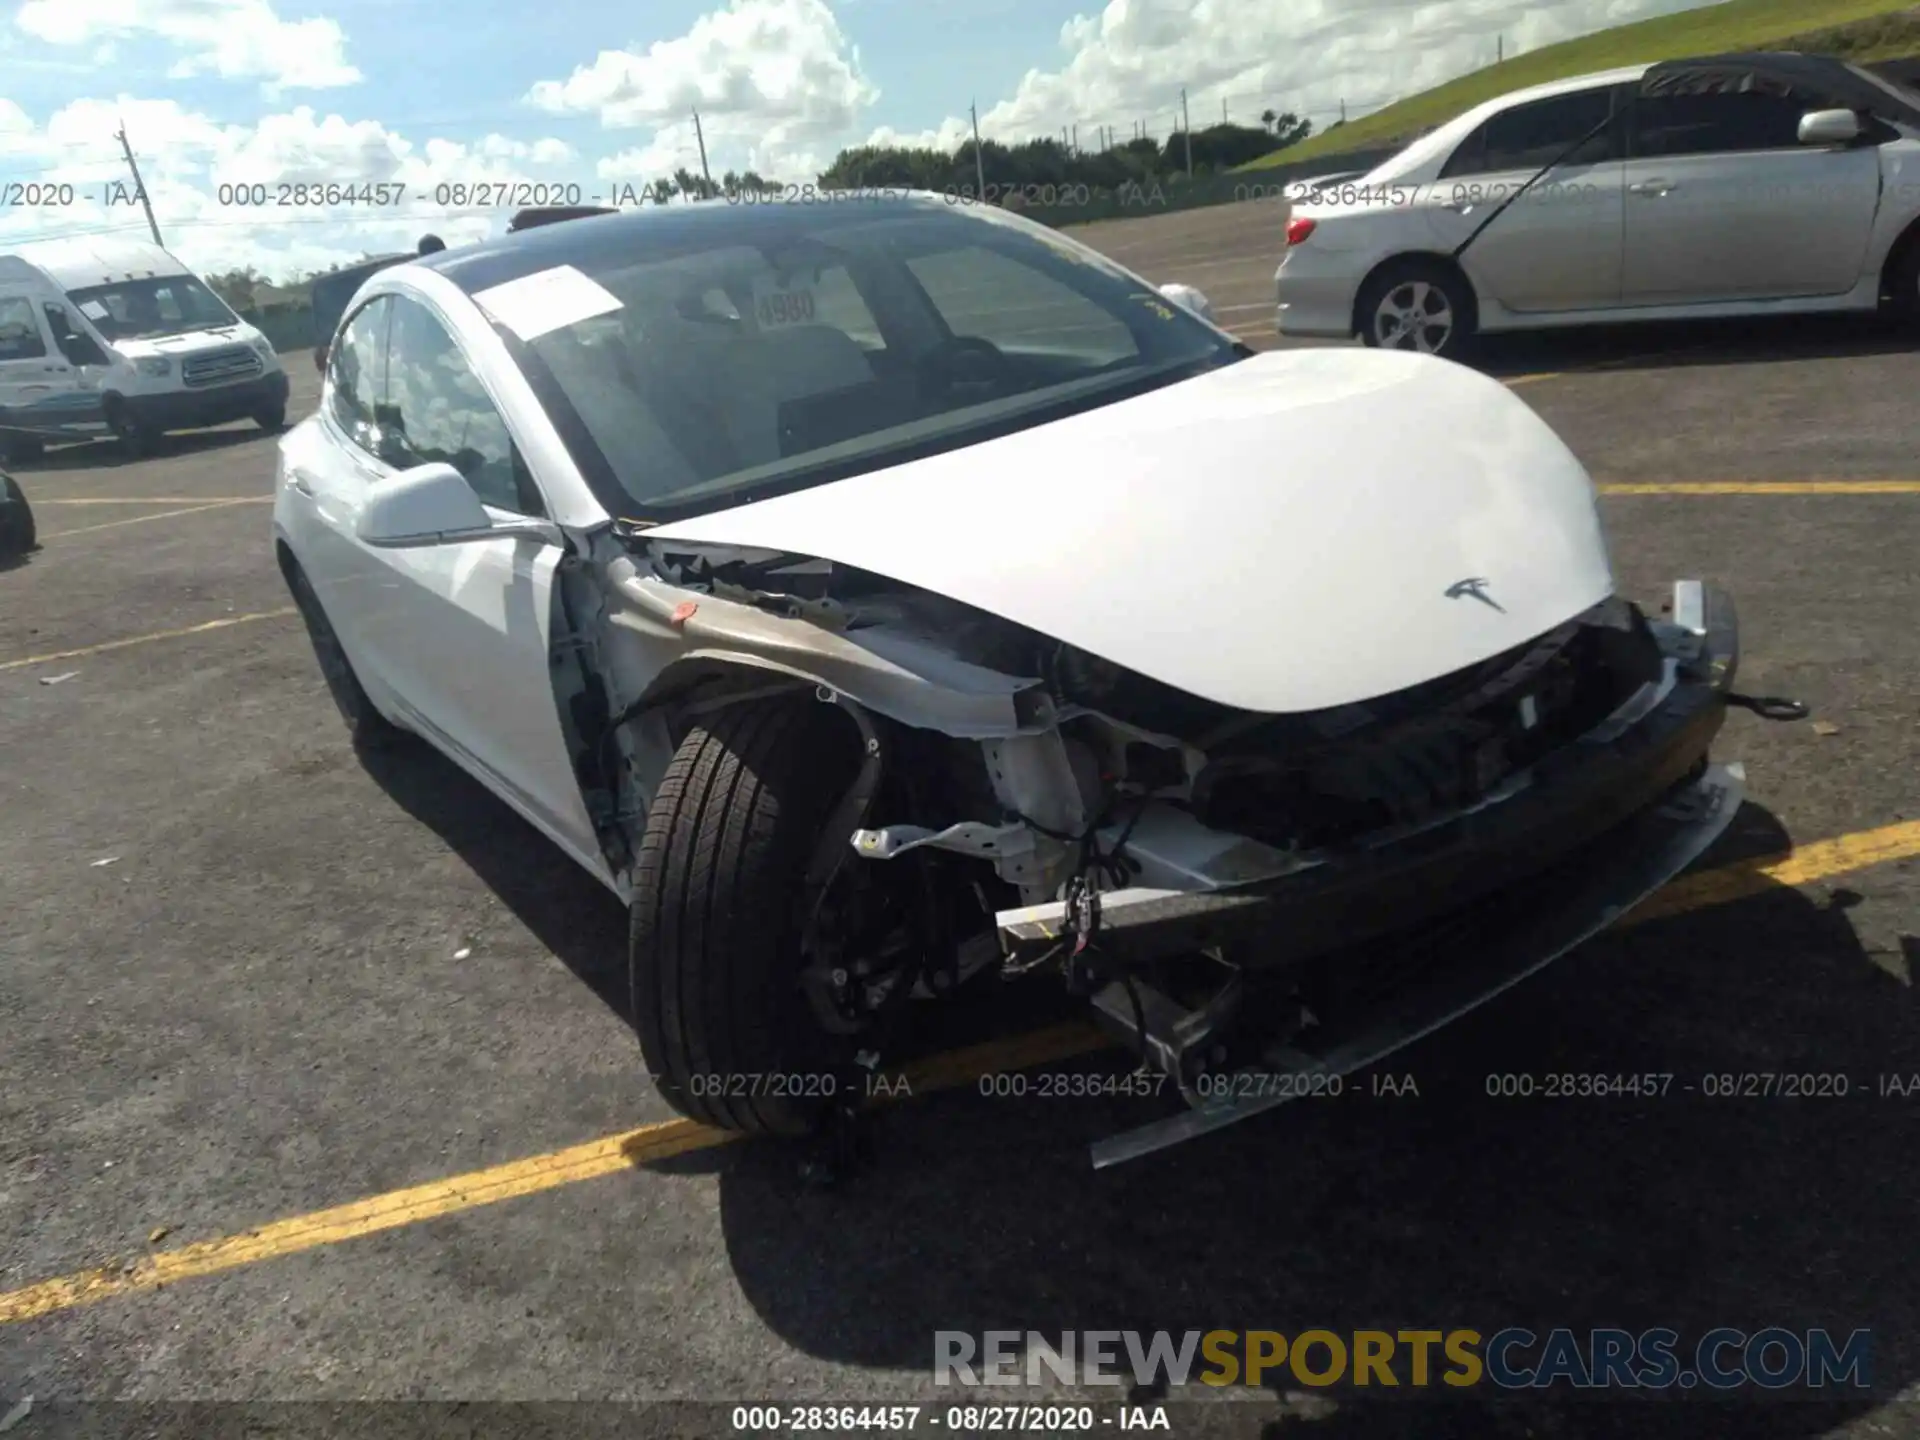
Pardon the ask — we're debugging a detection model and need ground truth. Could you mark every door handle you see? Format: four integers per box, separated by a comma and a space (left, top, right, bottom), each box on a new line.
1628, 180, 1676, 197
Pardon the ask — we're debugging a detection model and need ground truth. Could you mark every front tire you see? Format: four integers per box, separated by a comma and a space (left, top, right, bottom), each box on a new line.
1357, 258, 1477, 359
0, 435, 44, 467
0, 472, 36, 555
104, 397, 152, 460
1889, 237, 1920, 326
630, 696, 871, 1137
254, 403, 287, 433
285, 559, 404, 750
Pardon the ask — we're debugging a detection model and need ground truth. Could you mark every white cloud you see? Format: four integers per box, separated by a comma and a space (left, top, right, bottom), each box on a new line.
14, 0, 361, 94
0, 100, 581, 281
526, 0, 877, 181
869, 0, 1713, 150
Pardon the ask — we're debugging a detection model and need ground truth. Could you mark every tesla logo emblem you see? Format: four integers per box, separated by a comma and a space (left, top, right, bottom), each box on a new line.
1445, 576, 1505, 612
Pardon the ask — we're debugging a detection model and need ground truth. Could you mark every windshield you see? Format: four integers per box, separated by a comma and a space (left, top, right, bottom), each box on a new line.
67, 275, 240, 341
1847, 62, 1920, 119
466, 201, 1243, 518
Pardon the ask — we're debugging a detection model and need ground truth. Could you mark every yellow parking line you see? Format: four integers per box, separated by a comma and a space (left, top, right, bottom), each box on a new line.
3, 814, 1918, 1326
1503, 372, 1565, 387
0, 1021, 1101, 1325
0, 608, 298, 672
41, 499, 259, 539
38, 496, 272, 506
1598, 481, 1920, 496
1628, 820, 1920, 926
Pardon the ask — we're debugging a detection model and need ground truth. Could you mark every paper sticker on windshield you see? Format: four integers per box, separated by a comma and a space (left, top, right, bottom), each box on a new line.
749, 274, 819, 329
474, 265, 622, 342
78, 300, 109, 321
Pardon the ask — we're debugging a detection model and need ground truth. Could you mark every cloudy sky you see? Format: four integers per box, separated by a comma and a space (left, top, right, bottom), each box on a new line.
0, 0, 1713, 281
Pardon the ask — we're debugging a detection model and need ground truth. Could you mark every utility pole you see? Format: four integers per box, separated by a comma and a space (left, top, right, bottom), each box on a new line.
1340, 98, 1348, 124
970, 101, 986, 201
114, 119, 163, 246
1180, 87, 1193, 177
1071, 123, 1078, 152
692, 109, 713, 195
1497, 35, 1504, 63
1222, 98, 1229, 123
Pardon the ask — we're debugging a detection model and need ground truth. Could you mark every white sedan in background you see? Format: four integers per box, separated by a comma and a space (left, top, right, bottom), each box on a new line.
1276, 50, 1920, 357
274, 193, 1761, 1168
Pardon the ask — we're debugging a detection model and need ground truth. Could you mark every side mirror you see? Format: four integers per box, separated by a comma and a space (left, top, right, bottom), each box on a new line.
1799, 108, 1864, 146
1157, 282, 1216, 323
355, 462, 562, 549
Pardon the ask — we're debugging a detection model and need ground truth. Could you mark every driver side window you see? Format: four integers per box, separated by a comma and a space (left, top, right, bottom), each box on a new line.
326, 296, 389, 458
381, 295, 544, 517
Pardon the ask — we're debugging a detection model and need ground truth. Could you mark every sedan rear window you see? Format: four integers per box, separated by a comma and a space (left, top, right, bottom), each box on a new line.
1441, 87, 1618, 178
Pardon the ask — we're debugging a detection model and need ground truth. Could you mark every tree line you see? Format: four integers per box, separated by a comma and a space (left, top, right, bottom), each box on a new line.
202, 110, 1314, 304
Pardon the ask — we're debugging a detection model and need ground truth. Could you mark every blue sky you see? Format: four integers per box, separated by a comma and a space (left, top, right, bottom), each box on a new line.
0, 0, 1710, 280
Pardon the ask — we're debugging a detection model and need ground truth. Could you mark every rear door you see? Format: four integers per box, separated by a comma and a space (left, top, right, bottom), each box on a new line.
1424, 83, 1627, 314
1620, 82, 1883, 304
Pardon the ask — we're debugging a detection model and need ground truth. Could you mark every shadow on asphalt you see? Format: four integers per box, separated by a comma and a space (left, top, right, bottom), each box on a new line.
6, 425, 272, 472
1473, 311, 1915, 380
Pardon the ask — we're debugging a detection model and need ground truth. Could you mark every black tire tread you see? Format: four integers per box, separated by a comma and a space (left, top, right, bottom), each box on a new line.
630, 697, 858, 1136
0, 472, 34, 553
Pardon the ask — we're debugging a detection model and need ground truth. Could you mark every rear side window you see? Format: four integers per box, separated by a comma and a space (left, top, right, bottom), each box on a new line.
0, 296, 47, 360
1631, 86, 1836, 157
1442, 87, 1619, 177
326, 296, 389, 457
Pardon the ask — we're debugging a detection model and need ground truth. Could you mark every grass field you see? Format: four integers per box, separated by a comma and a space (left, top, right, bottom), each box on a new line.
1239, 0, 1920, 170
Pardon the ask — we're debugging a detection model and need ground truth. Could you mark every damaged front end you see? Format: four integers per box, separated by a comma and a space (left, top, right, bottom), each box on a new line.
591, 539, 1750, 1166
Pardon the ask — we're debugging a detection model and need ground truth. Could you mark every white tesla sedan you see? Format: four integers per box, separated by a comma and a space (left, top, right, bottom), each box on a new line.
275, 194, 1763, 1166
1275, 51, 1920, 358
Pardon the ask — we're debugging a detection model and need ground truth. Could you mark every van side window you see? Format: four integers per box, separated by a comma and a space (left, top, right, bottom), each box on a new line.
380, 295, 544, 516
326, 297, 390, 457
0, 297, 47, 361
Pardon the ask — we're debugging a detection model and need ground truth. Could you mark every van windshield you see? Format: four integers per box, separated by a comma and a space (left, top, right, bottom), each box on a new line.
66, 275, 239, 341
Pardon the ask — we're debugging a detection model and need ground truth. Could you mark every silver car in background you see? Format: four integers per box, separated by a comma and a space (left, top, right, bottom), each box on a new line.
1275, 51, 1920, 358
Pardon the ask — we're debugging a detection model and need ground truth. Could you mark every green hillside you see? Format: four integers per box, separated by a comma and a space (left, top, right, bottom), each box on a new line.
1239, 0, 1920, 170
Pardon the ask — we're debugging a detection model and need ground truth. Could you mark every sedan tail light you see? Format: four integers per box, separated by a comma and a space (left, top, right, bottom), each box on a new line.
1286, 217, 1317, 246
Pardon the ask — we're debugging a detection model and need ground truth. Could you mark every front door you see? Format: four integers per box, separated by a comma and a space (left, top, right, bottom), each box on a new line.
353, 292, 603, 872
1621, 83, 1884, 304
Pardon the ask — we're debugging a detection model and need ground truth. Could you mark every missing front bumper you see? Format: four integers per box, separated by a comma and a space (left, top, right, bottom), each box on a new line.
1083, 759, 1744, 1166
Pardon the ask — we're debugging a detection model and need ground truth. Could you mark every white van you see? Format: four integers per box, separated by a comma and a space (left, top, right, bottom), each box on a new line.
0, 237, 289, 462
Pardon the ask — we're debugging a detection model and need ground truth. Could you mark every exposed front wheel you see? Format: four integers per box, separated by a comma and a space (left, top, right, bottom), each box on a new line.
1357, 260, 1477, 359
630, 696, 906, 1138
254, 403, 288, 433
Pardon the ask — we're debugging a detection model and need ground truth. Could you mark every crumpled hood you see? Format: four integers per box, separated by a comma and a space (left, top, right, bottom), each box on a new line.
644, 348, 1614, 714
